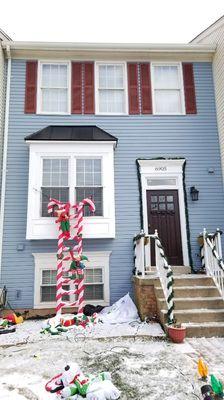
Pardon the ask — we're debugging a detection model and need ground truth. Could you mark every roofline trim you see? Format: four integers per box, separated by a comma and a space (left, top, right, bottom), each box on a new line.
2, 41, 216, 54
190, 15, 224, 43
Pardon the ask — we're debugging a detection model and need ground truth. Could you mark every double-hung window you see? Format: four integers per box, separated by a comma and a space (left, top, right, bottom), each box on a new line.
152, 63, 184, 114
41, 158, 69, 217
38, 62, 70, 113
96, 63, 127, 114
76, 159, 103, 216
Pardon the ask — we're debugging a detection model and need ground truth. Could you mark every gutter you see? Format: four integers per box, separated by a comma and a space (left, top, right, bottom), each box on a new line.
0, 45, 11, 281
1, 41, 216, 54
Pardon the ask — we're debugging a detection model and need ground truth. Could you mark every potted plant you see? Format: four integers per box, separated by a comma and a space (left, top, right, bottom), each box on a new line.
167, 323, 186, 343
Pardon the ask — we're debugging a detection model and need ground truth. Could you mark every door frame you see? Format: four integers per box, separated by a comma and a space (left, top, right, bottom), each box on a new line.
138, 158, 189, 266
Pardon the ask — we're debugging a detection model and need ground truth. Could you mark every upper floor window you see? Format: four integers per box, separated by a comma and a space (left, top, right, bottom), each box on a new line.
96, 63, 127, 114
38, 62, 70, 114
152, 63, 185, 114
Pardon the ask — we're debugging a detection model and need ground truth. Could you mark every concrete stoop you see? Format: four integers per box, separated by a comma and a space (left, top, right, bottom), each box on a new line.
156, 270, 224, 338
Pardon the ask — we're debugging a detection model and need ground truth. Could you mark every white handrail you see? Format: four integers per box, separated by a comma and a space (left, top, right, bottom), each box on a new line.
133, 229, 175, 324
154, 230, 175, 324
203, 228, 224, 299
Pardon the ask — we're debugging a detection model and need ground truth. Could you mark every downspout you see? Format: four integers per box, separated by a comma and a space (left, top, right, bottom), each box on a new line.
0, 45, 11, 282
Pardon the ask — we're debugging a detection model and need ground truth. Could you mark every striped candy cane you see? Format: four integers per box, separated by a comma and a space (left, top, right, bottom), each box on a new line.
74, 198, 95, 312
48, 197, 95, 315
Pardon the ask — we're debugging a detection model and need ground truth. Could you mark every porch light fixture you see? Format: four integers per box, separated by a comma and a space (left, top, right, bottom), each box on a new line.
190, 186, 199, 201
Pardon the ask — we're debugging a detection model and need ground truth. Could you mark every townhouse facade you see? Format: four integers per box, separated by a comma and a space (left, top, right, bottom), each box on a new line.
0, 40, 223, 313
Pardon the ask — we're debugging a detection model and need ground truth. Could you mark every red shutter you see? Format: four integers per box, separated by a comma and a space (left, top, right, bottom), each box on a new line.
140, 63, 152, 114
84, 62, 95, 114
24, 61, 37, 113
182, 63, 197, 114
127, 63, 140, 114
71, 62, 82, 114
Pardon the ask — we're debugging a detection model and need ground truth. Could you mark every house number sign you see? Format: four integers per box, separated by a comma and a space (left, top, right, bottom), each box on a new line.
154, 166, 167, 171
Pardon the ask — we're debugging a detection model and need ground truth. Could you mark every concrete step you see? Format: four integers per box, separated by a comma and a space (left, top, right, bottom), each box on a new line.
157, 296, 224, 310
155, 286, 219, 298
160, 309, 224, 324
183, 322, 224, 338
172, 275, 214, 287
145, 266, 191, 275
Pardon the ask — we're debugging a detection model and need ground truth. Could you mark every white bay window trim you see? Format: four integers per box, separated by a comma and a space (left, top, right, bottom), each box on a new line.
37, 61, 71, 115
95, 61, 128, 115
33, 252, 111, 308
26, 142, 115, 239
151, 62, 185, 115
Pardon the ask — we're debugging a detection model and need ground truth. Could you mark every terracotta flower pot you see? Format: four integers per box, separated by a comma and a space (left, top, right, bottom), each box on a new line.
167, 325, 186, 343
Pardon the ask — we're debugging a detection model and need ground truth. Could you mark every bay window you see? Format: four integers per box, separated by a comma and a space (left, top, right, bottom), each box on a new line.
26, 142, 115, 239
152, 63, 184, 114
96, 63, 127, 114
38, 62, 70, 114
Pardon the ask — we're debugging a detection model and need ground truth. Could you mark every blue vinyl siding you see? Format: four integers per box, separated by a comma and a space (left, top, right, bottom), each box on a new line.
1, 60, 224, 308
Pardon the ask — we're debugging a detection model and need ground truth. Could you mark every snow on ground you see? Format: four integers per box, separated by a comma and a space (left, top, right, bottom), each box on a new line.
0, 320, 224, 399
0, 319, 165, 347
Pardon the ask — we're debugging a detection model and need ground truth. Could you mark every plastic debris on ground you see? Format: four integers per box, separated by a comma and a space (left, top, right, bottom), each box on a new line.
46, 362, 120, 399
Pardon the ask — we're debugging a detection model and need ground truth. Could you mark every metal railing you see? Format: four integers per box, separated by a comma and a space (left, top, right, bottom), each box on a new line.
133, 229, 174, 324
203, 228, 224, 299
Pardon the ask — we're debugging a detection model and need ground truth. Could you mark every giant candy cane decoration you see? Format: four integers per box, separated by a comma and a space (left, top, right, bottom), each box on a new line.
48, 197, 95, 315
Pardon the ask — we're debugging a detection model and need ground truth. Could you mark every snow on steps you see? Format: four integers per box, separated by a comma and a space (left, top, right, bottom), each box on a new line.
155, 272, 224, 337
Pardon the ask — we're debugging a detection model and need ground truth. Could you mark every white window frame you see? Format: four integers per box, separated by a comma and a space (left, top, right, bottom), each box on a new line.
151, 62, 185, 115
37, 60, 71, 115
138, 159, 189, 266
33, 252, 111, 308
95, 61, 128, 115
26, 141, 116, 239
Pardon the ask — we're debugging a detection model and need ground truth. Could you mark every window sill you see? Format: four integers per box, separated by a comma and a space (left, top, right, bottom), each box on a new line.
36, 111, 71, 116
34, 300, 109, 309
27, 216, 115, 239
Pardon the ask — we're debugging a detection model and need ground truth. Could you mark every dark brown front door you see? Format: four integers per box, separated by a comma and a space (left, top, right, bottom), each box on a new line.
147, 189, 183, 265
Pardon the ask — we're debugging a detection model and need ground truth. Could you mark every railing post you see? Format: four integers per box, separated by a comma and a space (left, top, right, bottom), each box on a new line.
216, 228, 223, 259
144, 235, 151, 272
203, 228, 209, 275
140, 234, 145, 277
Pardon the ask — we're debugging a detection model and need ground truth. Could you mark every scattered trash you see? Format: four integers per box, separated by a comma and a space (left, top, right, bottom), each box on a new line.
98, 293, 139, 324
45, 362, 120, 399
0, 318, 16, 335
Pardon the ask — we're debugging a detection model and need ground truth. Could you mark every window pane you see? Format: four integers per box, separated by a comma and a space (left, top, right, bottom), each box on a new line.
76, 187, 102, 216
42, 270, 57, 285
147, 178, 176, 186
41, 187, 69, 217
99, 64, 123, 89
42, 64, 67, 88
154, 66, 179, 89
43, 159, 68, 187
85, 284, 104, 300
76, 159, 102, 187
85, 268, 103, 283
99, 89, 124, 113
154, 90, 181, 113
41, 284, 69, 302
42, 88, 67, 113
41, 285, 56, 302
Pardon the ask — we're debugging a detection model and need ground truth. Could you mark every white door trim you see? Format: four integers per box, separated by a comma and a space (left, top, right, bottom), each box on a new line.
138, 159, 189, 266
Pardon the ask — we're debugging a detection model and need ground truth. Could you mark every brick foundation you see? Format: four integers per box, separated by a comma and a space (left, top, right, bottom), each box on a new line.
133, 276, 158, 321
